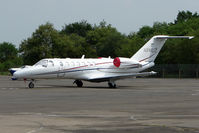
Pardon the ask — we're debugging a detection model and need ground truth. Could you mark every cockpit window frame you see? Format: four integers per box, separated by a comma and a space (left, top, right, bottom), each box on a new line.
34, 59, 48, 67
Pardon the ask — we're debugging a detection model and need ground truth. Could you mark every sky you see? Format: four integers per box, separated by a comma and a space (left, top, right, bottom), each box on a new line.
0, 0, 199, 47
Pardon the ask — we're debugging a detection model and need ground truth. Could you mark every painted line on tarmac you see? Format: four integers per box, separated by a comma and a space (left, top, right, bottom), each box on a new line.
145, 114, 199, 118
192, 93, 199, 96
26, 127, 43, 133
0, 88, 19, 90
130, 115, 137, 120
192, 90, 199, 95
16, 112, 131, 119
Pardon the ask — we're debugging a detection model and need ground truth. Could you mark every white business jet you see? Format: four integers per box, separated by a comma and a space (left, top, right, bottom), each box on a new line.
10, 35, 193, 88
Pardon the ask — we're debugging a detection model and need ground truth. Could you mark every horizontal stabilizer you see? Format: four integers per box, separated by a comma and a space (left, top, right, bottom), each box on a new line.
155, 35, 194, 39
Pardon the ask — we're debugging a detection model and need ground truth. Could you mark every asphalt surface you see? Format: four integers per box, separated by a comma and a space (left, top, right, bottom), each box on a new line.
0, 76, 199, 133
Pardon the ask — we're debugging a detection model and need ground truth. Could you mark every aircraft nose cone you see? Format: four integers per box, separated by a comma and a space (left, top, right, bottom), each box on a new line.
13, 71, 19, 78
9, 69, 16, 76
13, 71, 23, 78
12, 71, 20, 80
13, 68, 32, 79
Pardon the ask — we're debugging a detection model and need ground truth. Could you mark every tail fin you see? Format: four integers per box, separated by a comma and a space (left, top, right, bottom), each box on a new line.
131, 35, 193, 62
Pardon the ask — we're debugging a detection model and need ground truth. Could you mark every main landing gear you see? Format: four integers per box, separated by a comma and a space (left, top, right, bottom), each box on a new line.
108, 81, 116, 88
73, 80, 83, 87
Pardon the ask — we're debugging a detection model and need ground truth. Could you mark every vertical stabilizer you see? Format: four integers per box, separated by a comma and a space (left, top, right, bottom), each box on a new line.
131, 35, 193, 62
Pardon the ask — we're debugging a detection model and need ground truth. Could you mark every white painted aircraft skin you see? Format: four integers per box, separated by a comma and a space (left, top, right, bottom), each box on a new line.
11, 35, 194, 88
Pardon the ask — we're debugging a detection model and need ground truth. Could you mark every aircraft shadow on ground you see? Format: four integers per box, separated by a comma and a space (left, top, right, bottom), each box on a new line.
30, 84, 139, 89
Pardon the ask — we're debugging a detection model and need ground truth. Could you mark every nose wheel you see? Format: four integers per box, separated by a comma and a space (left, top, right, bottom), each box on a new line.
28, 82, 34, 88
73, 80, 83, 87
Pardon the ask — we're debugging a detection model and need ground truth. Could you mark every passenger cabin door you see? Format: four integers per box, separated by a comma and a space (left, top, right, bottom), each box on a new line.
58, 61, 65, 78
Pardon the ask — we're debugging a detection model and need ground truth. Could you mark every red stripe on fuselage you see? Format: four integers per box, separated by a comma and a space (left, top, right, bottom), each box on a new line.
139, 54, 155, 62
95, 62, 112, 65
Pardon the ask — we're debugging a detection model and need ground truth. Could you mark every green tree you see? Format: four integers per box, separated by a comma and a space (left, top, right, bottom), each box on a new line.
19, 22, 59, 65
52, 34, 83, 58
0, 42, 18, 62
152, 22, 168, 35
0, 42, 22, 72
137, 26, 154, 39
69, 34, 96, 57
61, 20, 93, 37
117, 35, 144, 57
175, 10, 199, 24
86, 22, 126, 57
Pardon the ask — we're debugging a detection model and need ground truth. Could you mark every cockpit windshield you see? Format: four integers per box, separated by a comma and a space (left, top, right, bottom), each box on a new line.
34, 59, 48, 67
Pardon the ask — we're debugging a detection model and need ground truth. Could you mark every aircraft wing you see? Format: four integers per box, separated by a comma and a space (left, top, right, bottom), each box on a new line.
87, 71, 156, 82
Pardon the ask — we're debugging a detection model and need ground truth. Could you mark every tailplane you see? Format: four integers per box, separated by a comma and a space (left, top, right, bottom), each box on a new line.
131, 35, 193, 62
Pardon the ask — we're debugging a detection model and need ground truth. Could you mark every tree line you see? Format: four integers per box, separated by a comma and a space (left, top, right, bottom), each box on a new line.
1, 10, 199, 72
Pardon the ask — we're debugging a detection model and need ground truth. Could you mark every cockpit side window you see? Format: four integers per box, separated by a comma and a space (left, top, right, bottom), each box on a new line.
34, 60, 48, 67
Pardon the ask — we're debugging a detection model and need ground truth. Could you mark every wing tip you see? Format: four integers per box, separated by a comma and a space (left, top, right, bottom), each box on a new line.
189, 36, 194, 39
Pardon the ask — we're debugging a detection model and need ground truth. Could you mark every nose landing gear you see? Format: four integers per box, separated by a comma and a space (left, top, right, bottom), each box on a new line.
73, 80, 83, 87
28, 82, 34, 88
27, 79, 35, 88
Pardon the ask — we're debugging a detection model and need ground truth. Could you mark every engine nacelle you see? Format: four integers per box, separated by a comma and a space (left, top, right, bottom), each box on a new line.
113, 57, 141, 68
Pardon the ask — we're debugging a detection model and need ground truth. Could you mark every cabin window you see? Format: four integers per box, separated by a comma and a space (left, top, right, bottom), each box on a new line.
76, 62, 80, 67
60, 61, 63, 67
65, 62, 69, 67
48, 60, 54, 67
81, 62, 85, 66
87, 61, 90, 66
92, 61, 95, 66
71, 62, 75, 67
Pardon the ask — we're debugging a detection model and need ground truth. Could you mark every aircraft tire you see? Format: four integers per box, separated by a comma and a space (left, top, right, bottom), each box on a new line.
74, 80, 83, 87
28, 82, 34, 88
77, 83, 83, 87
108, 83, 116, 88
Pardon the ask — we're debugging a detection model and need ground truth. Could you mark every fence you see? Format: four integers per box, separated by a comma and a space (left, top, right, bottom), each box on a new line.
148, 64, 199, 78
